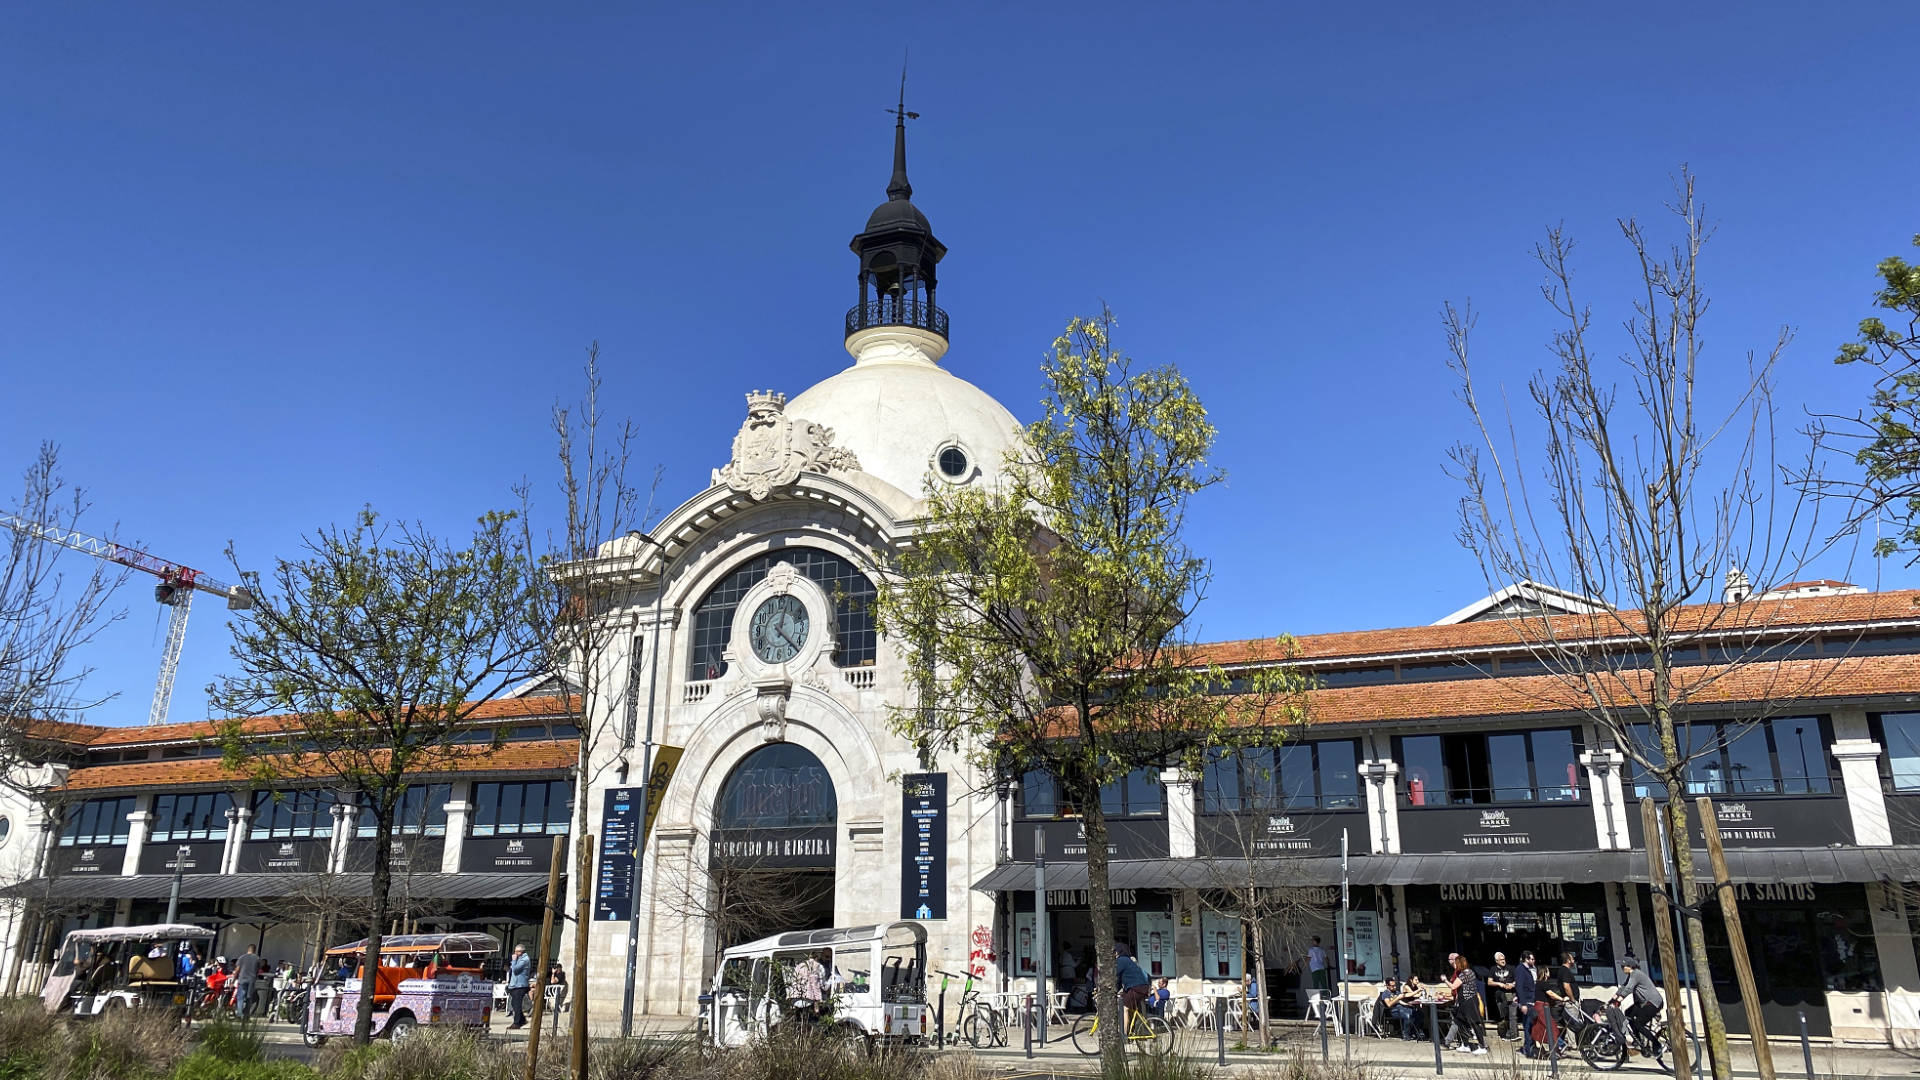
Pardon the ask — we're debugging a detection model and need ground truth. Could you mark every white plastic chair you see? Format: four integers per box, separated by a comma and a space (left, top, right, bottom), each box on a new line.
1306, 991, 1345, 1035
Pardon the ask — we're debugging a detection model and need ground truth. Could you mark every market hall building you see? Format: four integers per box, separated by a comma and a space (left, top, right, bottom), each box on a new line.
3, 112, 1917, 1048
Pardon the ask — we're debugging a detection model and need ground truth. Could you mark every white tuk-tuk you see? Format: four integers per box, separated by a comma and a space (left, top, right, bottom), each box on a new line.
701, 922, 929, 1054
39, 923, 215, 1018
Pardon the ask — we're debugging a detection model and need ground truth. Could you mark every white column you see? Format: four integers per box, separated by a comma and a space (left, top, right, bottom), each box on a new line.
1832, 740, 1892, 846
441, 782, 473, 874
1360, 760, 1400, 854
1162, 768, 1196, 859
223, 805, 252, 874
121, 795, 154, 876
1581, 748, 1631, 850
329, 801, 356, 874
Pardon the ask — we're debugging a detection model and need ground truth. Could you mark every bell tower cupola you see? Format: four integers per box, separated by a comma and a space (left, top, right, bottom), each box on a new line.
845, 79, 949, 366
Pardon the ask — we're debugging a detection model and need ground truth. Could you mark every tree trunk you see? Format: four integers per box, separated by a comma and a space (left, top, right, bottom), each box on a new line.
1664, 793, 1732, 1080
571, 834, 594, 1080
1249, 913, 1268, 1048
354, 802, 395, 1045
1080, 797, 1125, 1074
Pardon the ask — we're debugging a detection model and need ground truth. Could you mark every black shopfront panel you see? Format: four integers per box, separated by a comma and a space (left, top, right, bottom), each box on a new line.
1405, 882, 1616, 984
47, 845, 120, 876
1398, 803, 1598, 852
136, 840, 225, 875
342, 836, 446, 874
1692, 881, 1881, 1039
1010, 818, 1170, 861
1623, 795, 1854, 849
235, 838, 331, 873
1194, 810, 1367, 857
460, 834, 562, 873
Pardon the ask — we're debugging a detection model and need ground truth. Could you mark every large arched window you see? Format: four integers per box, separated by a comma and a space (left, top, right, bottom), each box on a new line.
714, 743, 839, 830
686, 548, 877, 679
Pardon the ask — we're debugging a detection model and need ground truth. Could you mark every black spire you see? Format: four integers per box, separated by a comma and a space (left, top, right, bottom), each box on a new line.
846, 73, 949, 343
886, 71, 914, 201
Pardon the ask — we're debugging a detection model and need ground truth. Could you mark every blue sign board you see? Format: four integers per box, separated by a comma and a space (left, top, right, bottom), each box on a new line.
900, 772, 947, 921
596, 787, 641, 922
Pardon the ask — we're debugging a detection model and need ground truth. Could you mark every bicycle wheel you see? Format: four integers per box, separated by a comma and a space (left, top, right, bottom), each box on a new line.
985, 1006, 1009, 1047
962, 1007, 987, 1049
1580, 1024, 1627, 1071
1138, 1015, 1174, 1055
1071, 1013, 1100, 1055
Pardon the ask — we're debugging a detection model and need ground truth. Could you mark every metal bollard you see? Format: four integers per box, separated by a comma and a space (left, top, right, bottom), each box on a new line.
1321, 998, 1330, 1061
1799, 1011, 1815, 1080
1023, 996, 1032, 1059
1216, 997, 1227, 1066
1544, 1006, 1559, 1078
1430, 1001, 1443, 1075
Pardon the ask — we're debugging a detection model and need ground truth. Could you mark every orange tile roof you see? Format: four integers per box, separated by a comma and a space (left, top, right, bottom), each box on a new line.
58, 739, 579, 793
1193, 589, 1920, 667
81, 695, 571, 747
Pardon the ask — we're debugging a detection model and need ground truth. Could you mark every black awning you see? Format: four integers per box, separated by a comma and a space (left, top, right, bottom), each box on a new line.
181, 872, 550, 901
972, 851, 1637, 893
0, 875, 178, 901
1623, 847, 1920, 884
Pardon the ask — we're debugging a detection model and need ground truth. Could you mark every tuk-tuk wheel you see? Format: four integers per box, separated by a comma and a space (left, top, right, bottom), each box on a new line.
835, 1024, 872, 1060
302, 1031, 327, 1049
386, 1015, 417, 1042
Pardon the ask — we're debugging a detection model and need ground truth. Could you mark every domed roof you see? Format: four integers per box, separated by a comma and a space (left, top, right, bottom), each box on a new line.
865, 197, 931, 234
787, 347, 1023, 502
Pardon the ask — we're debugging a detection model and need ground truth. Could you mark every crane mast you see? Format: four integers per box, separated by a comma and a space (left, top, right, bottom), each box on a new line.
0, 513, 253, 726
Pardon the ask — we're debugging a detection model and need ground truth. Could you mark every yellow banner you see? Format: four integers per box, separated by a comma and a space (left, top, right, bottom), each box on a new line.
640, 746, 684, 848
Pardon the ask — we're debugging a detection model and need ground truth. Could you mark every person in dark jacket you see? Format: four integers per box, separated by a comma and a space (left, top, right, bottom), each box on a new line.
1514, 951, 1539, 1057
1447, 955, 1487, 1053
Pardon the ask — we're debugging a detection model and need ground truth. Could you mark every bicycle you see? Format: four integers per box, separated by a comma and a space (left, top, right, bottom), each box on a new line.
1071, 1004, 1172, 1056
1579, 1002, 1671, 1073
934, 970, 1007, 1049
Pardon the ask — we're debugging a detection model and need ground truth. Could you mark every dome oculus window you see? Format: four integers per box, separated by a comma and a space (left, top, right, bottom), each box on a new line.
936, 445, 970, 480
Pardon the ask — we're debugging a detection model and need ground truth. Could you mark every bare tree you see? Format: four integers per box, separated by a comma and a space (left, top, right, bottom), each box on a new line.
1, 444, 126, 792
1445, 171, 1842, 1079
651, 824, 835, 981
517, 343, 661, 1073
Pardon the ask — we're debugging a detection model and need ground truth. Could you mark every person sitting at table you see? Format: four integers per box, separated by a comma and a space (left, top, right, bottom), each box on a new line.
1146, 977, 1172, 1017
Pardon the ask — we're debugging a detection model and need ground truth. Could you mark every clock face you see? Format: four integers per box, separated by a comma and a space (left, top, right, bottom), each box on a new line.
748, 593, 810, 664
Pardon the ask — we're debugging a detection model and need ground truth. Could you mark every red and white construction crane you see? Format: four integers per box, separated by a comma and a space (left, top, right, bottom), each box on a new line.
0, 514, 253, 726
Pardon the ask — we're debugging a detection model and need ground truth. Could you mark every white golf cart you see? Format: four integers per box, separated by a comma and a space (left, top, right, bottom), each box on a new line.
39, 923, 215, 1018
701, 922, 929, 1055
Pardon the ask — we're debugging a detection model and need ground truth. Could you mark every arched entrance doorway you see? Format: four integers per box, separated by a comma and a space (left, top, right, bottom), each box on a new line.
710, 743, 838, 947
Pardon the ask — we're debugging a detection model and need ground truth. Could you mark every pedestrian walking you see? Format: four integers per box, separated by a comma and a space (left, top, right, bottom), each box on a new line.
1447, 954, 1488, 1054
232, 947, 265, 1019
1514, 951, 1540, 1057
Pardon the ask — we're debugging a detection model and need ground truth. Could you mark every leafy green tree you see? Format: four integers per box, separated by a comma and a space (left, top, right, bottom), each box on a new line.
1817, 233, 1920, 559
874, 311, 1311, 1071
213, 509, 542, 1044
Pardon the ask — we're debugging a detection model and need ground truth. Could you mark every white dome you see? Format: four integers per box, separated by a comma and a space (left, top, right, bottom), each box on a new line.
787, 326, 1024, 502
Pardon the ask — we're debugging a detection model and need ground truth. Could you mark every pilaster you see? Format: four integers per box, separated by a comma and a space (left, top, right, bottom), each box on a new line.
1359, 760, 1400, 854
328, 801, 356, 874
1162, 767, 1196, 860
441, 783, 473, 874
222, 806, 251, 874
1581, 748, 1631, 850
121, 796, 154, 876
1833, 740, 1892, 846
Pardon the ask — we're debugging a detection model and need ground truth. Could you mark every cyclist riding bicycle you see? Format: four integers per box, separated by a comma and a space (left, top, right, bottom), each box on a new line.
1611, 959, 1664, 1052
1114, 945, 1151, 1017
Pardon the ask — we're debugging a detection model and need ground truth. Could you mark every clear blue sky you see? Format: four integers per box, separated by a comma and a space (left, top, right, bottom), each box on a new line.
4, 4, 1916, 727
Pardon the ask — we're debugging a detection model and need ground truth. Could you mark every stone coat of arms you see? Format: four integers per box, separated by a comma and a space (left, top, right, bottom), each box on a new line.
713, 391, 861, 499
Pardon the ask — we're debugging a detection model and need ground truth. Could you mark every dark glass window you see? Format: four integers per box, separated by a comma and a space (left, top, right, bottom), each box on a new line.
686, 549, 878, 680
248, 790, 339, 840
1200, 739, 1363, 812
1397, 660, 1483, 682
1875, 712, 1920, 792
58, 796, 136, 847
1314, 667, 1398, 688
716, 743, 838, 829
1018, 767, 1164, 820
355, 784, 452, 838
1395, 729, 1585, 806
1627, 717, 1834, 798
1823, 632, 1920, 658
470, 780, 572, 837
151, 792, 233, 842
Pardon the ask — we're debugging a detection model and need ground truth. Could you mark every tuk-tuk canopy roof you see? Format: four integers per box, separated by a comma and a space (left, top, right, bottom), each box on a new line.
728, 922, 927, 956
326, 932, 499, 957
63, 923, 214, 944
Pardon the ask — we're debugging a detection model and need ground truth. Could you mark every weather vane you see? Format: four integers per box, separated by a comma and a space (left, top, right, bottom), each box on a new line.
887, 53, 918, 124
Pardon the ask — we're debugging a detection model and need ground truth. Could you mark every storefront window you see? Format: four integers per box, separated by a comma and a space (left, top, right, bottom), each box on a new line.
151, 792, 233, 842
355, 784, 451, 837
1018, 768, 1163, 819
1396, 729, 1584, 806
470, 780, 573, 837
1876, 712, 1920, 791
1200, 739, 1362, 811
57, 796, 136, 847
1629, 717, 1834, 798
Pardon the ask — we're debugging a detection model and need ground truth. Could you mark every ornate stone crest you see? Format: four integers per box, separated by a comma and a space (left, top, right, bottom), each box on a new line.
712, 391, 861, 500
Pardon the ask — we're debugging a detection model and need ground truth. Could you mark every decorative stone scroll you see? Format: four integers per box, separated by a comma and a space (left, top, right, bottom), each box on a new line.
713, 391, 861, 500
